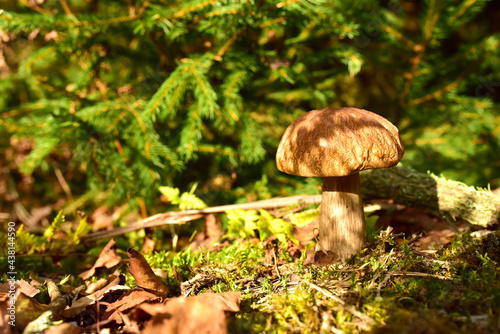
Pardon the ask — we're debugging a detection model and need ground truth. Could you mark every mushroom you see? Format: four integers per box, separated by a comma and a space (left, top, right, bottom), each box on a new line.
276, 107, 404, 259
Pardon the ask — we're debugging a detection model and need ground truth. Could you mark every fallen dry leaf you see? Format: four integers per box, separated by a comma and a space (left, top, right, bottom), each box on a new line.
62, 275, 126, 318
0, 293, 13, 334
0, 279, 39, 297
79, 239, 122, 280
127, 248, 170, 298
194, 292, 241, 313
105, 288, 161, 322
141, 236, 156, 254
73, 287, 129, 328
303, 249, 337, 266
136, 292, 241, 334
264, 248, 275, 267
286, 240, 302, 260
293, 217, 319, 245
204, 213, 223, 239
116, 311, 141, 334
13, 292, 49, 328
17, 279, 40, 298
0, 280, 47, 329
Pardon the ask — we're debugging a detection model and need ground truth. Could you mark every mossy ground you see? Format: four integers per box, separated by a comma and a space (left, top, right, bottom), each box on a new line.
3, 220, 499, 333
139, 229, 500, 333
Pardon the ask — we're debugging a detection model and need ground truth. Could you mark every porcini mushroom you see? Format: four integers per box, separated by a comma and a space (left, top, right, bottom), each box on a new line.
276, 107, 404, 259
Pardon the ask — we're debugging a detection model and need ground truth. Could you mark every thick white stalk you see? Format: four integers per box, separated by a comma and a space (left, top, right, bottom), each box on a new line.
319, 172, 366, 260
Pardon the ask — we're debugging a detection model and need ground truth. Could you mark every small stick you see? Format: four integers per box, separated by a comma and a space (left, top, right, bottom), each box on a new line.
81, 195, 321, 242
369, 248, 394, 288
272, 248, 281, 279
301, 280, 375, 327
387, 271, 453, 280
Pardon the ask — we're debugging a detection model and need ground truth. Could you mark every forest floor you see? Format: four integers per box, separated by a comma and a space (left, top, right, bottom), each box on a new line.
1, 201, 499, 333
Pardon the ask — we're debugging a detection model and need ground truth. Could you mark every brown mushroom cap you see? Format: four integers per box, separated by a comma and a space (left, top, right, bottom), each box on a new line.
276, 107, 404, 177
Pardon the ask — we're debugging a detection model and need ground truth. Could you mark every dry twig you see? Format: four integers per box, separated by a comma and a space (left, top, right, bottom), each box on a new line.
301, 280, 375, 329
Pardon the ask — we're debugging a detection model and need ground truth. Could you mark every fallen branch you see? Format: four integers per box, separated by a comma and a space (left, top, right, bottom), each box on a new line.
81, 167, 499, 242
81, 213, 205, 242
360, 167, 499, 227
81, 195, 321, 242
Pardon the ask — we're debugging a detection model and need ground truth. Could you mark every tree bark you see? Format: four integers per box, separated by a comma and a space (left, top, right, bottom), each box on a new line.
360, 167, 499, 227
320, 173, 365, 259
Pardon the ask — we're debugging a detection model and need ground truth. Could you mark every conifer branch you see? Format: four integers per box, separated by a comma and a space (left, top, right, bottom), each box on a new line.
196, 145, 237, 157
145, 79, 176, 116
276, 0, 303, 9
105, 111, 128, 133
60, 0, 75, 16
67, 15, 140, 28
137, 0, 152, 16
408, 60, 480, 105
205, 9, 241, 18
171, 0, 220, 19
144, 140, 151, 160
21, 46, 57, 72
448, 0, 478, 25
179, 105, 202, 160
379, 24, 416, 49
215, 29, 245, 61
423, 0, 443, 41
399, 0, 444, 106
167, 82, 188, 111
129, 107, 146, 133
19, 0, 52, 15
0, 119, 24, 132
259, 17, 287, 28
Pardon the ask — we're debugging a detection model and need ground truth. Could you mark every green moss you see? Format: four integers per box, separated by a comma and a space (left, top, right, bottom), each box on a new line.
4, 209, 499, 333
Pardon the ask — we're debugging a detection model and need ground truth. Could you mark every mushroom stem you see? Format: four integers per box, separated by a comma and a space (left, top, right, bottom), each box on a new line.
319, 172, 365, 260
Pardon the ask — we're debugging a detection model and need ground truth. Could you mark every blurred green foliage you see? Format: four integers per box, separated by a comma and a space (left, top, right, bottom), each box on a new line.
0, 0, 499, 216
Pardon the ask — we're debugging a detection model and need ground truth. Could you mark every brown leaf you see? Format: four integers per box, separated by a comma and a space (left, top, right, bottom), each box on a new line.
127, 248, 169, 298
293, 217, 319, 244
204, 213, 223, 239
0, 279, 39, 297
286, 240, 302, 260
13, 293, 49, 328
62, 275, 126, 318
18, 279, 40, 298
0, 293, 13, 333
303, 249, 338, 266
206, 241, 230, 252
141, 236, 156, 254
0, 280, 46, 329
136, 292, 241, 334
264, 248, 275, 267
313, 250, 337, 265
194, 292, 241, 313
105, 288, 161, 322
79, 239, 122, 280
115, 311, 141, 334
